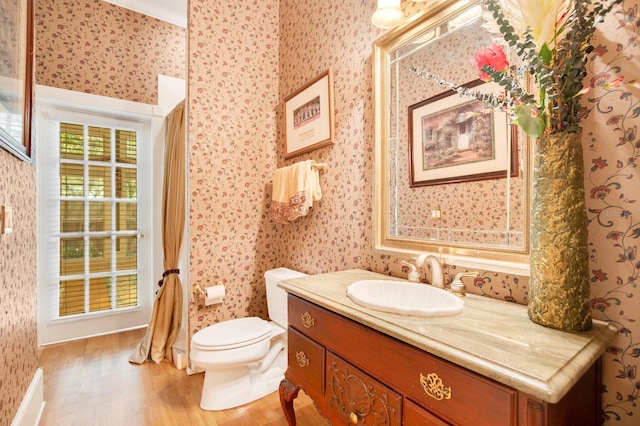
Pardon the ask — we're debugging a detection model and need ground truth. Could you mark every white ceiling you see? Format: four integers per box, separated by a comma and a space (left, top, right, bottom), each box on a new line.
102, 0, 187, 28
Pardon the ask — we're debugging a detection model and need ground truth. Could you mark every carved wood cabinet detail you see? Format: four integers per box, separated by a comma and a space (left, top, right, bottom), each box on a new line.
327, 352, 401, 424
279, 295, 602, 426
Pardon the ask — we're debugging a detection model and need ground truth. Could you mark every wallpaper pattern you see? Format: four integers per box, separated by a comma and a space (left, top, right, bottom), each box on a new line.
36, 0, 186, 104
187, 0, 280, 334
583, 5, 640, 422
0, 151, 37, 424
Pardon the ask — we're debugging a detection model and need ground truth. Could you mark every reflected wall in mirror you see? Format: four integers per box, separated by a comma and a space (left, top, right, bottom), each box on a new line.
0, 0, 34, 162
373, 0, 530, 272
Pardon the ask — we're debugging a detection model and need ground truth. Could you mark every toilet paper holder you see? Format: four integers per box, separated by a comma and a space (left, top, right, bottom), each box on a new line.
193, 282, 223, 297
193, 284, 207, 297
193, 282, 225, 305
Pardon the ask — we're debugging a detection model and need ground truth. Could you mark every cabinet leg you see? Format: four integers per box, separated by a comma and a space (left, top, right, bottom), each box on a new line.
279, 378, 301, 426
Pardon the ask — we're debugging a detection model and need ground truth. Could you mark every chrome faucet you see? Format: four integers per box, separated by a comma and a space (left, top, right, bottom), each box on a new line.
450, 272, 479, 296
401, 254, 445, 288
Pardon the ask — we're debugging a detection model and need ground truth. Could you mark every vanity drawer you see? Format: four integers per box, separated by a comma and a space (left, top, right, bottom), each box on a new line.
397, 348, 516, 426
404, 399, 451, 426
287, 328, 324, 394
325, 352, 402, 425
288, 295, 333, 342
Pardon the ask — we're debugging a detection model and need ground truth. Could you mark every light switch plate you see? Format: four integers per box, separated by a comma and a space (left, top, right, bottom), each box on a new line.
1, 205, 13, 234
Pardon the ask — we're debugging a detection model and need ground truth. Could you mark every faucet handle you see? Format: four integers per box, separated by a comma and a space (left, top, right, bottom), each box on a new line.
401, 260, 421, 282
450, 272, 479, 296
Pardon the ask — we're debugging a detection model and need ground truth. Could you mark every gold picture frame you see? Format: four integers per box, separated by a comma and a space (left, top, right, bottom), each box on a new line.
284, 66, 335, 159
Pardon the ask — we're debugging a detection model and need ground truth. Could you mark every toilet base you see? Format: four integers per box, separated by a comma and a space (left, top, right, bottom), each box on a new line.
199, 349, 287, 410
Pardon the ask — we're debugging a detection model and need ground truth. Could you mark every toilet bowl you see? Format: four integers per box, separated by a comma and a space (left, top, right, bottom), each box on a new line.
190, 267, 307, 411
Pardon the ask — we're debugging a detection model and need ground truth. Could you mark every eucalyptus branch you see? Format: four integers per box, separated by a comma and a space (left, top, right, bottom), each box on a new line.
409, 65, 518, 112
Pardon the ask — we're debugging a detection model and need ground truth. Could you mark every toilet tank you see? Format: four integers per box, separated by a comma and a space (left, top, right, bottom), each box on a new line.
265, 268, 307, 327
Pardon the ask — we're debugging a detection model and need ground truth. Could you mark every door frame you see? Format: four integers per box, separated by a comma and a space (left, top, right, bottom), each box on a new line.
35, 85, 162, 345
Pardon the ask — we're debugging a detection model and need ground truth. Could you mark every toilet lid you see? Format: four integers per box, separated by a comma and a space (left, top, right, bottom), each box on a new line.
192, 317, 272, 350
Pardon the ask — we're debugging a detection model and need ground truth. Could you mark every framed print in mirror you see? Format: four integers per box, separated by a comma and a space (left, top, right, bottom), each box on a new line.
409, 80, 517, 187
284, 66, 335, 159
0, 0, 34, 162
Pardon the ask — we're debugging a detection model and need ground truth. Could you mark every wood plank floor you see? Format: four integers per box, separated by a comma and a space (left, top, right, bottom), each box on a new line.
38, 328, 328, 425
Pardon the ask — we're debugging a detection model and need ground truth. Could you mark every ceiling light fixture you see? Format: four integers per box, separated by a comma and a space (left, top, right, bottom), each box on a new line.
371, 0, 405, 29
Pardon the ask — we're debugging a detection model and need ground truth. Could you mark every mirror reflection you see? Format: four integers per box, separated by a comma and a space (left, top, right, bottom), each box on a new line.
374, 0, 530, 268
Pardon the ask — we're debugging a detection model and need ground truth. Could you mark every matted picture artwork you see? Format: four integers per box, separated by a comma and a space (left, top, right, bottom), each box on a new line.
408, 80, 518, 186
284, 67, 335, 159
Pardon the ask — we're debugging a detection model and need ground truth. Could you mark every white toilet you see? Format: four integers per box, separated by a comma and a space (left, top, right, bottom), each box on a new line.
190, 267, 307, 411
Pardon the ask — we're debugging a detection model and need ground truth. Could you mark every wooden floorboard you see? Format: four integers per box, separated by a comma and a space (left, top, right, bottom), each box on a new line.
38, 328, 328, 425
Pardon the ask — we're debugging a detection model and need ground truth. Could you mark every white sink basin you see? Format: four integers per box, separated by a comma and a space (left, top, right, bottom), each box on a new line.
346, 280, 463, 317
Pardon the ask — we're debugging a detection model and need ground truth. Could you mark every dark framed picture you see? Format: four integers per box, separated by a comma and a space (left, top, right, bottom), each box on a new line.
284, 66, 335, 159
0, 0, 34, 162
408, 80, 518, 186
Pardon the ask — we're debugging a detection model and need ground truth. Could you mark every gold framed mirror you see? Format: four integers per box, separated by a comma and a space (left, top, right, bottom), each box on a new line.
372, 0, 530, 274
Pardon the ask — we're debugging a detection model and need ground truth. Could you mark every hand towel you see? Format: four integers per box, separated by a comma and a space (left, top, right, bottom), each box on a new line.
270, 160, 322, 224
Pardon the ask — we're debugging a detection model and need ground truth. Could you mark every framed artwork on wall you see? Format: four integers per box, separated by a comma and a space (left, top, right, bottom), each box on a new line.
408, 80, 518, 187
284, 66, 335, 159
0, 0, 34, 162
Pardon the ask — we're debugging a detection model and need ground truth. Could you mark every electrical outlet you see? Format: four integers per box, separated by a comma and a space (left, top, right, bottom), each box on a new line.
430, 209, 441, 220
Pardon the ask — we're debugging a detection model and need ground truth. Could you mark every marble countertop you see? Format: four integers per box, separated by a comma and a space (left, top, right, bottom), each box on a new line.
279, 269, 617, 403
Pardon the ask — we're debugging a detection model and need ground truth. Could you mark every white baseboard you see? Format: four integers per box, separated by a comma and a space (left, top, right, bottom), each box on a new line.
11, 368, 45, 426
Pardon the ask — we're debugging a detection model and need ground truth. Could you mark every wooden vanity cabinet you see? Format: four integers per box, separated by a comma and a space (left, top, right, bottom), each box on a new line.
279, 295, 602, 426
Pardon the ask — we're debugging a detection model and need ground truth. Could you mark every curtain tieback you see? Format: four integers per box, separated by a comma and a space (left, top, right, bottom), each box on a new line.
158, 269, 180, 287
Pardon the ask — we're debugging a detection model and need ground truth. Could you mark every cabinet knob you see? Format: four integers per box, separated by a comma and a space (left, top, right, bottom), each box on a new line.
420, 372, 452, 401
301, 311, 315, 328
349, 412, 358, 424
296, 350, 310, 368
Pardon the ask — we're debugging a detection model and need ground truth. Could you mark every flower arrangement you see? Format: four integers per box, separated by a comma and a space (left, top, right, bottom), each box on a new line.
411, 0, 625, 138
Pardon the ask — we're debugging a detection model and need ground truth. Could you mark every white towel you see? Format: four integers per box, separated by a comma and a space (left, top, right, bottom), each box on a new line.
270, 160, 322, 224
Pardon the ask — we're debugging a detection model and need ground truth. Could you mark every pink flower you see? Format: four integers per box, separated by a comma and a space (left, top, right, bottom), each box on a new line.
472, 42, 509, 82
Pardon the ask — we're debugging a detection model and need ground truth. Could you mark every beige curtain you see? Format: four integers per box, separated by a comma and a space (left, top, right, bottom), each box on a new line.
130, 100, 186, 364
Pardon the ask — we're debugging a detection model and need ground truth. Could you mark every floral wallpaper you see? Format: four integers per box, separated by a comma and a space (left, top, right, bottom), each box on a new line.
0, 150, 37, 423
187, 0, 280, 335
582, 3, 640, 422
36, 0, 186, 104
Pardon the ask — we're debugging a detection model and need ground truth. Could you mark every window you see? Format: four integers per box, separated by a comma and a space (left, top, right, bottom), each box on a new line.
56, 121, 140, 317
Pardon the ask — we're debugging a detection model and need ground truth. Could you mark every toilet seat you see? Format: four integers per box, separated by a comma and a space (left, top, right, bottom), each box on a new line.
192, 317, 272, 351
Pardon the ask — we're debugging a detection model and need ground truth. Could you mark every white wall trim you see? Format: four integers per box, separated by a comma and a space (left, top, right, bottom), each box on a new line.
11, 368, 45, 426
36, 85, 164, 119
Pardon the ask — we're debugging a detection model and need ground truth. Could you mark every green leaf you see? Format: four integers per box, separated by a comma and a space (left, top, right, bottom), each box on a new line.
539, 44, 552, 66
513, 104, 544, 138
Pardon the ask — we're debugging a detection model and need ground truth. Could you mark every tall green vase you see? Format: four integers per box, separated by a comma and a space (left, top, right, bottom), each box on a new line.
528, 130, 592, 331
